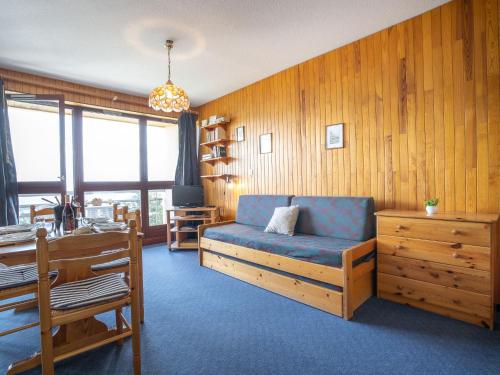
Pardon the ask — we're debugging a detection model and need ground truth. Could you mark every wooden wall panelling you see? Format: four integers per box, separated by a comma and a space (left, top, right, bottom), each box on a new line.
0, 67, 180, 119
199, 0, 499, 217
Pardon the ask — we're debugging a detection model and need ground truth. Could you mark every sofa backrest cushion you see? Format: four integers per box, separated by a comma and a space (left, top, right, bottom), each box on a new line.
236, 195, 294, 227
291, 196, 375, 241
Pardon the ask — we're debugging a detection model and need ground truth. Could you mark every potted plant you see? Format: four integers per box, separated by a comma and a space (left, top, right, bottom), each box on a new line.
424, 198, 439, 216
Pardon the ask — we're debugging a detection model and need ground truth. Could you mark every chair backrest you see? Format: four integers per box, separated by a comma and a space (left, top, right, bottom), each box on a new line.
235, 195, 294, 227
291, 196, 375, 241
123, 209, 142, 232
30, 205, 55, 224
113, 204, 129, 223
35, 221, 139, 286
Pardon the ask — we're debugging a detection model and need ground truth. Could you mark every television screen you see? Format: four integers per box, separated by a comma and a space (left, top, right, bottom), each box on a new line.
172, 185, 204, 207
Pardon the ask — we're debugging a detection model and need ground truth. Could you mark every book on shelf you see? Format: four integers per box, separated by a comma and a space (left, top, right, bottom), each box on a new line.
204, 127, 226, 142
211, 146, 227, 158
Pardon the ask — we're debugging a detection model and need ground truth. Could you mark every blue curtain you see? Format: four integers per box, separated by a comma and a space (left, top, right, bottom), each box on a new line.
0, 79, 19, 225
175, 111, 200, 186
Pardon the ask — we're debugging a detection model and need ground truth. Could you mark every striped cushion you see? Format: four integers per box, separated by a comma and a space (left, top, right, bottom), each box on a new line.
92, 257, 130, 271
0, 263, 39, 290
0, 263, 7, 270
50, 273, 129, 310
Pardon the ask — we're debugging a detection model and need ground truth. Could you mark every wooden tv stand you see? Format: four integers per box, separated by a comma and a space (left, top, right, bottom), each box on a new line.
166, 206, 219, 251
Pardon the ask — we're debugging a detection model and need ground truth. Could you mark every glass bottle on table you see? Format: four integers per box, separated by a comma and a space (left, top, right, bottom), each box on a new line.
62, 194, 75, 235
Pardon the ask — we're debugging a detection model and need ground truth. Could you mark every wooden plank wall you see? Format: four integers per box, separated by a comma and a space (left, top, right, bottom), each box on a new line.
0, 67, 179, 119
199, 0, 500, 219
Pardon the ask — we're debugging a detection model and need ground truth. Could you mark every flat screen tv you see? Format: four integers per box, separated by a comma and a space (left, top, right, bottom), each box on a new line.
172, 185, 204, 208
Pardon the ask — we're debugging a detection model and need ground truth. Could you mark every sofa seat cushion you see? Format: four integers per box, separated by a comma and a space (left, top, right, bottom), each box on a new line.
235, 195, 294, 227
204, 223, 361, 268
291, 196, 375, 241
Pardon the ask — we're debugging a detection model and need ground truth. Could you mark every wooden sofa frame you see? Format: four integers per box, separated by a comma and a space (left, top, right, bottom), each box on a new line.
198, 221, 376, 319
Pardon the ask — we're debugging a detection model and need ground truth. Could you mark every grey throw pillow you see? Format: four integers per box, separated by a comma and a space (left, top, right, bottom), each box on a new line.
264, 205, 300, 236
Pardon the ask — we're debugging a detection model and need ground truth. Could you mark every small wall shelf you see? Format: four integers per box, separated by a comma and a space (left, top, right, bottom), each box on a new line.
200, 174, 231, 181
201, 121, 229, 130
200, 156, 230, 164
200, 139, 230, 147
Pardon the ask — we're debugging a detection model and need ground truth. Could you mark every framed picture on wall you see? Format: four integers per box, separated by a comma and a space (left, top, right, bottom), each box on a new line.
259, 133, 272, 154
236, 126, 245, 142
326, 123, 344, 149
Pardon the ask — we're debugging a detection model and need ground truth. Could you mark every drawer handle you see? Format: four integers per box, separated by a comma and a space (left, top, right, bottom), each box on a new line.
452, 252, 463, 259
394, 244, 404, 250
396, 225, 406, 230
451, 229, 461, 235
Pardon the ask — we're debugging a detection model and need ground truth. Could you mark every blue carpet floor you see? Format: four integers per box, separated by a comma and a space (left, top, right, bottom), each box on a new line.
1, 244, 500, 375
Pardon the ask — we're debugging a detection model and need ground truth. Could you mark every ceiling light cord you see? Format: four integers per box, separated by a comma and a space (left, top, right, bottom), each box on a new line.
166, 39, 173, 82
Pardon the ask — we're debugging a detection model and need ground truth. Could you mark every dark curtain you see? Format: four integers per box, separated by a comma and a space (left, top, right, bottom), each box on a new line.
175, 111, 200, 186
0, 79, 19, 225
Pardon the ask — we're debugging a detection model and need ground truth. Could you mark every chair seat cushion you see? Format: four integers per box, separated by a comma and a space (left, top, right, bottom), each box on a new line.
92, 257, 130, 271
0, 263, 39, 290
50, 273, 129, 310
204, 223, 362, 268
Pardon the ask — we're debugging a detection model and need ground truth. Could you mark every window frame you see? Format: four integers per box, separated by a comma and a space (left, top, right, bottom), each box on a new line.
70, 106, 177, 242
7, 94, 67, 199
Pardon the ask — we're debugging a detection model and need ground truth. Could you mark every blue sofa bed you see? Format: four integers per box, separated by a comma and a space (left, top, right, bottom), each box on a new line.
199, 195, 376, 319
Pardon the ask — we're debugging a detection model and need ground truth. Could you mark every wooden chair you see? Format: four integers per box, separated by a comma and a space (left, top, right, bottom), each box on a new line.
112, 204, 128, 223
0, 264, 41, 338
93, 209, 145, 322
30, 205, 55, 224
33, 222, 141, 375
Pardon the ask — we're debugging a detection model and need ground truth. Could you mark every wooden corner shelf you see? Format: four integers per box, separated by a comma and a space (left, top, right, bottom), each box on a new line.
170, 240, 199, 250
200, 139, 230, 147
166, 206, 220, 251
200, 174, 230, 181
171, 226, 198, 233
201, 121, 229, 130
200, 156, 230, 164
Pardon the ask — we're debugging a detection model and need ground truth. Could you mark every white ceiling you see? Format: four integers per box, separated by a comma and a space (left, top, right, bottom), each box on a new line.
0, 0, 448, 107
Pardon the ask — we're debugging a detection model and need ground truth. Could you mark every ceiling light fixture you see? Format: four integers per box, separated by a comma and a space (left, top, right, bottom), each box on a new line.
149, 39, 190, 112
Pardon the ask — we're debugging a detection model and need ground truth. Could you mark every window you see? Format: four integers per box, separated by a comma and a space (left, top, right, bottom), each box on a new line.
18, 194, 59, 224
83, 190, 141, 219
148, 189, 172, 226
8, 103, 66, 182
10, 98, 177, 241
147, 121, 178, 181
82, 112, 140, 181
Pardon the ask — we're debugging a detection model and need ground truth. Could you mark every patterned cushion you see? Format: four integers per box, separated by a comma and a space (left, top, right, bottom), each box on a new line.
235, 195, 294, 227
50, 273, 129, 310
0, 263, 55, 290
92, 257, 130, 272
0, 264, 39, 290
291, 196, 375, 241
204, 223, 361, 268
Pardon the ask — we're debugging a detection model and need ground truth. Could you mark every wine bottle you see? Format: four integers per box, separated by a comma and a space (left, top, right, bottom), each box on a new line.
62, 194, 75, 234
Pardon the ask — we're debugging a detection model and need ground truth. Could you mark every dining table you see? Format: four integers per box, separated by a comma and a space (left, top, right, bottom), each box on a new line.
0, 223, 145, 374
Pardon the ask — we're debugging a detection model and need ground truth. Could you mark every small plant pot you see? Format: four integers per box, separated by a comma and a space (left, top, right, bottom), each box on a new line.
426, 205, 438, 216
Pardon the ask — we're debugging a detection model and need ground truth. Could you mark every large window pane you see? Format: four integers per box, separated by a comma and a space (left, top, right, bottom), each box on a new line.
83, 112, 140, 181
147, 121, 178, 181
83, 190, 141, 219
18, 194, 59, 224
8, 102, 61, 182
148, 189, 172, 226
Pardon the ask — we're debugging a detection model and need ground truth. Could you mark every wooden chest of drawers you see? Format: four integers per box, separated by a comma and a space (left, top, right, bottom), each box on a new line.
375, 210, 499, 329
